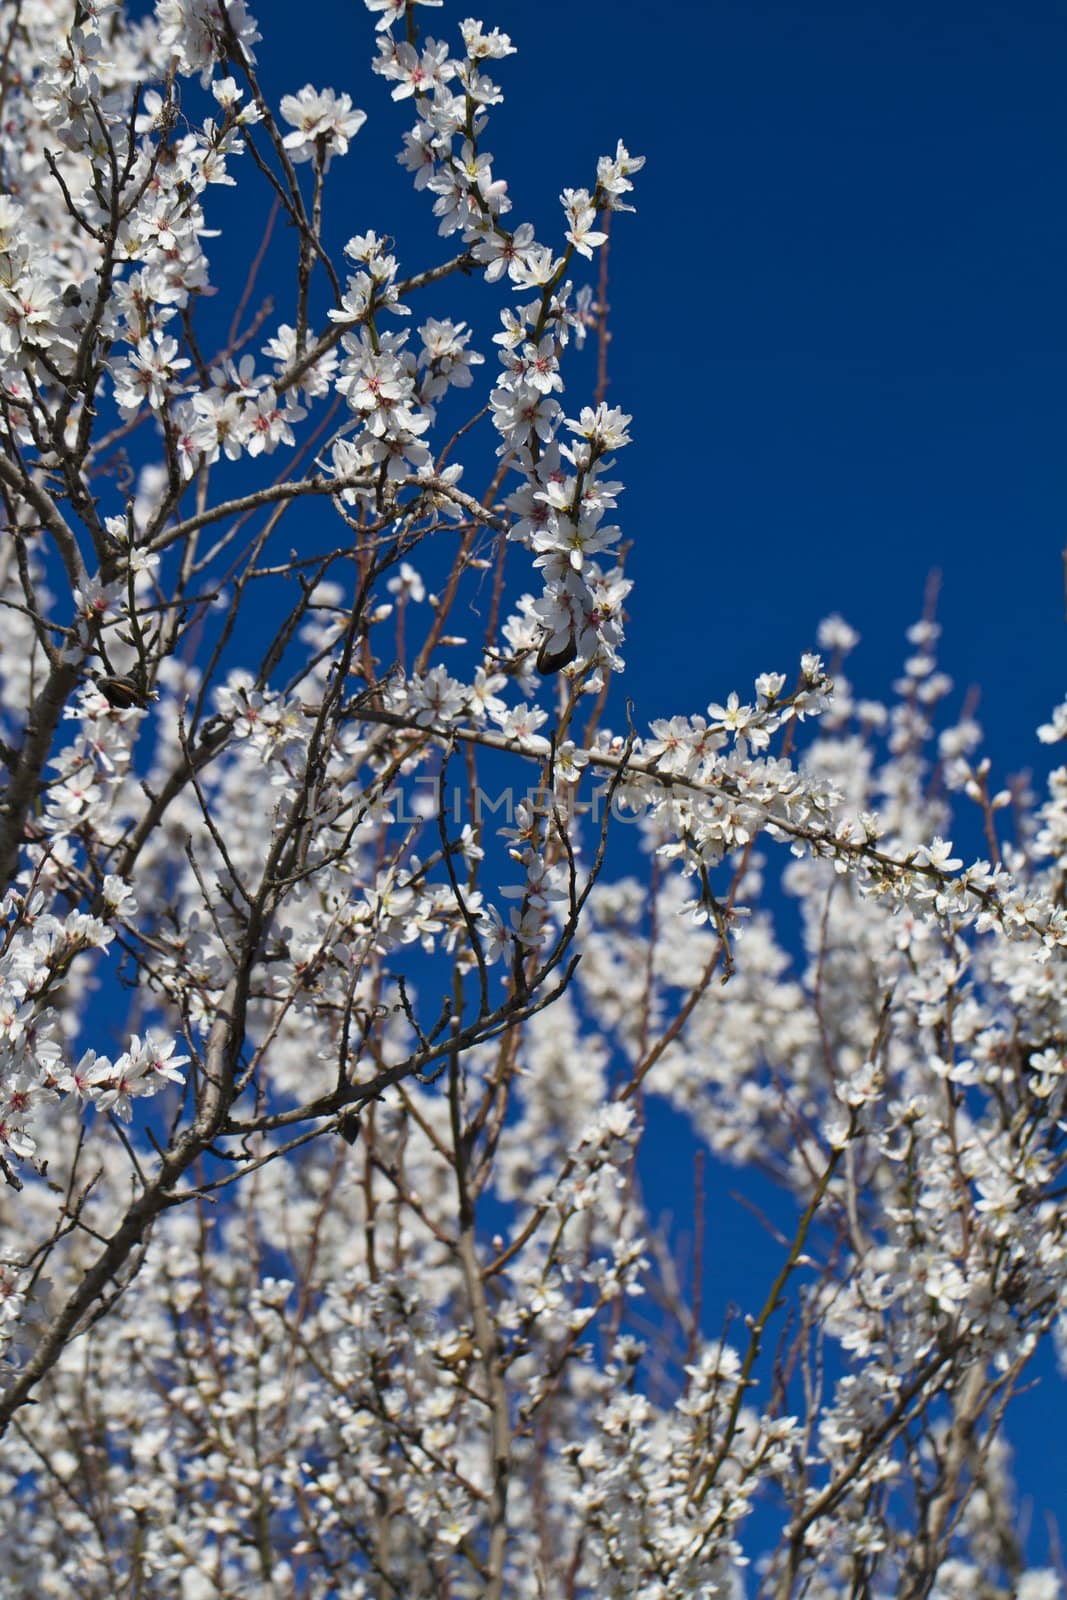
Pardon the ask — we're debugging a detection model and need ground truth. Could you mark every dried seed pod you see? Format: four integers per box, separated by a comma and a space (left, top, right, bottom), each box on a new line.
535, 634, 578, 675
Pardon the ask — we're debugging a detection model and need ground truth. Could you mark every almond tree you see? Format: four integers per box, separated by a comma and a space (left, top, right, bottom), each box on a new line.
0, 2, 1063, 1596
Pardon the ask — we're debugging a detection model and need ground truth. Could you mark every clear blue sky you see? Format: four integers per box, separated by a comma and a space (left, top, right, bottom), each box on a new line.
209, 0, 1067, 1553
243, 0, 1067, 765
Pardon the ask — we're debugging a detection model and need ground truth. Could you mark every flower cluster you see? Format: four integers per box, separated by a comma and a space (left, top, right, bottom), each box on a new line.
370, 4, 643, 671
0, 1, 1062, 1597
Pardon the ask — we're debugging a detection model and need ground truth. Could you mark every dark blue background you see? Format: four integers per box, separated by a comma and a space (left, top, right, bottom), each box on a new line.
238, 0, 1067, 757
187, 0, 1067, 1559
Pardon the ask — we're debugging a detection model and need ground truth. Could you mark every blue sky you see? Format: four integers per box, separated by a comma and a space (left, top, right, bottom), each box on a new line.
193, 0, 1067, 1556
242, 0, 1067, 766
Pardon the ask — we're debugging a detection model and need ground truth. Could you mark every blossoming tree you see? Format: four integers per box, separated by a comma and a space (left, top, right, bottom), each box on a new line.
0, 1, 1064, 1595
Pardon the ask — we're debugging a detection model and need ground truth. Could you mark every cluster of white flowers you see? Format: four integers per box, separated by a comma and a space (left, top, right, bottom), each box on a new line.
365, 6, 643, 674
0, 0, 1063, 1596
